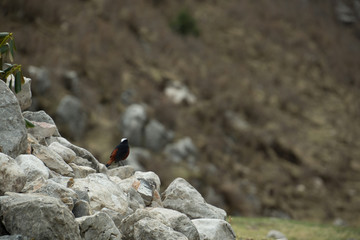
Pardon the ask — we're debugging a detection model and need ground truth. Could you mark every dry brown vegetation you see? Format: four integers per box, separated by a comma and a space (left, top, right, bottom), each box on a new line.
1, 0, 360, 226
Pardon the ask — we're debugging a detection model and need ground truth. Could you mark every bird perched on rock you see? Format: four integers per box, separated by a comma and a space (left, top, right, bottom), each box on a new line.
106, 138, 130, 167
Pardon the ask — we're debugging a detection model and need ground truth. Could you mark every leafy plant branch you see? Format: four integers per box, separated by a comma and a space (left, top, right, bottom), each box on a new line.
0, 32, 24, 93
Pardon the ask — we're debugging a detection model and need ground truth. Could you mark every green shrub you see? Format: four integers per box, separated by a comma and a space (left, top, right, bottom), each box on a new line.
170, 9, 200, 37
0, 32, 24, 93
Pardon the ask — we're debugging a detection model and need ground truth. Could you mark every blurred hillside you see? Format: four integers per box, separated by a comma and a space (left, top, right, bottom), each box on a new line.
1, 0, 360, 226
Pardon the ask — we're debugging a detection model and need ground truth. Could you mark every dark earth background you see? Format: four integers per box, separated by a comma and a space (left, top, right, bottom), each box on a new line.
1, 0, 360, 226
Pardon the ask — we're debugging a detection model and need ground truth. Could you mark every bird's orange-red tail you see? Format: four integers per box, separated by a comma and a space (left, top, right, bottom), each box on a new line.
105, 148, 118, 167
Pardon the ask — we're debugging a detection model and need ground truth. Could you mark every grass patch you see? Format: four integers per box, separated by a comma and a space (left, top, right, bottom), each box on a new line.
229, 216, 360, 240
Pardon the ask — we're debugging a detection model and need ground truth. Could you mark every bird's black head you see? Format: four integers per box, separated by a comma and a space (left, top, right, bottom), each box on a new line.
121, 138, 128, 145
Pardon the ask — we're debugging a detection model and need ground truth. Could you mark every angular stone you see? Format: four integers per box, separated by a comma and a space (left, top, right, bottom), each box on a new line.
100, 207, 133, 230
121, 210, 190, 240
27, 121, 57, 140
72, 200, 91, 218
13, 76, 32, 111
121, 104, 147, 147
134, 217, 187, 240
21, 176, 47, 193
71, 173, 128, 213
192, 219, 236, 240
23, 110, 60, 136
56, 95, 87, 140
48, 137, 106, 174
0, 153, 26, 195
0, 193, 81, 240
0, 81, 27, 158
48, 176, 74, 188
151, 189, 163, 208
144, 119, 173, 151
134, 179, 154, 206
15, 154, 50, 183
134, 171, 161, 192
76, 212, 121, 240
30, 179, 78, 210
127, 187, 146, 211
49, 141, 76, 163
147, 208, 200, 240
69, 163, 96, 178
108, 165, 135, 179
165, 81, 196, 105
27, 65, 51, 95
32, 144, 74, 177
267, 230, 288, 240
71, 156, 93, 168
164, 137, 197, 164
162, 178, 227, 220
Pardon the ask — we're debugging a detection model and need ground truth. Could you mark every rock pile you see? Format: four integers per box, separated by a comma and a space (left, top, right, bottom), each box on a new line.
0, 80, 236, 239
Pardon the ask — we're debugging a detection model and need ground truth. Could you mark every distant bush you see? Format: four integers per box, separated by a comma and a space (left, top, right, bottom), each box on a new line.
0, 32, 24, 93
170, 9, 200, 37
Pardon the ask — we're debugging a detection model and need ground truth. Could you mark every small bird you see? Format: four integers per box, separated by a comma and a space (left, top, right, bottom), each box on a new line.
106, 138, 130, 167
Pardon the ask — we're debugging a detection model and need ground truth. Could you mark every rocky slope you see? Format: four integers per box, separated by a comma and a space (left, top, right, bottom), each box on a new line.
0, 80, 235, 239
1, 0, 360, 226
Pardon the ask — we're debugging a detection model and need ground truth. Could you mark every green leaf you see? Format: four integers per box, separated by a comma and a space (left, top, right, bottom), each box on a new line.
20, 69, 25, 84
7, 43, 13, 62
25, 119, 35, 128
8, 78, 13, 89
9, 39, 15, 57
15, 70, 22, 93
0, 32, 9, 37
0, 44, 9, 54
3, 64, 13, 74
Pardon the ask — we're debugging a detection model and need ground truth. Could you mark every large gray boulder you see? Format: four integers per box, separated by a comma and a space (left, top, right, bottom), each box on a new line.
76, 212, 122, 240
164, 137, 197, 164
0, 81, 27, 158
71, 173, 128, 213
30, 179, 78, 210
15, 154, 50, 183
121, 104, 147, 147
0, 153, 26, 195
56, 95, 87, 140
0, 193, 81, 240
162, 178, 227, 220
121, 104, 173, 151
335, 0, 357, 24
27, 65, 51, 95
144, 119, 173, 151
192, 219, 236, 240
